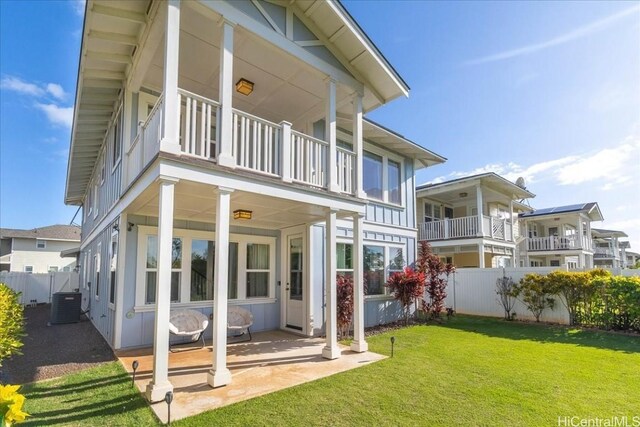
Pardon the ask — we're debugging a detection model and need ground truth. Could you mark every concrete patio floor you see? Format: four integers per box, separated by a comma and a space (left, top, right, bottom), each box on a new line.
117, 330, 385, 423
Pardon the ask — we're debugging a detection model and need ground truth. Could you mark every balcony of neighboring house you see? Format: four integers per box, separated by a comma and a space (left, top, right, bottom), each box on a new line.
418, 215, 512, 241
593, 245, 617, 259
521, 222, 593, 253
416, 173, 534, 244
120, 1, 373, 200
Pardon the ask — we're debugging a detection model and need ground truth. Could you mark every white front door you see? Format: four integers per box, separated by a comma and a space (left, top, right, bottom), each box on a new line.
285, 234, 304, 330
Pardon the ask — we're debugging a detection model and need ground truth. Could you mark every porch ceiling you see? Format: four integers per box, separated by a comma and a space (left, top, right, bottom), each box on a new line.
142, 4, 354, 130
127, 180, 349, 229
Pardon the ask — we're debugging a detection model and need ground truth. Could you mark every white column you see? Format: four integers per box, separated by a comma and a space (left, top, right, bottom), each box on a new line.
350, 212, 367, 353
509, 199, 514, 242
476, 184, 484, 237
280, 121, 292, 183
217, 20, 236, 168
326, 79, 340, 193
352, 94, 366, 198
478, 243, 485, 268
576, 216, 583, 249
207, 187, 234, 388
160, 0, 181, 154
145, 177, 178, 402
323, 208, 340, 359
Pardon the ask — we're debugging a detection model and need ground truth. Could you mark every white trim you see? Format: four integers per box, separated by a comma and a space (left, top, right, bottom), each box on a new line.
36, 240, 46, 249
133, 298, 277, 313
94, 243, 101, 301
135, 225, 277, 307
362, 142, 405, 207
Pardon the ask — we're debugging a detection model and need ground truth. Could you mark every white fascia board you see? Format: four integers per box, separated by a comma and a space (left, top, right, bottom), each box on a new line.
159, 159, 366, 214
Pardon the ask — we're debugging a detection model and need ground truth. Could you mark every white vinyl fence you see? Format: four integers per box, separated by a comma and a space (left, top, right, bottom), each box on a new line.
0, 272, 80, 305
444, 267, 640, 325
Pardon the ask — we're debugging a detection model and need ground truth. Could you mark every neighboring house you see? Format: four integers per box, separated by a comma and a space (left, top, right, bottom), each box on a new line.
65, 0, 445, 400
0, 225, 81, 273
416, 173, 534, 268
624, 250, 640, 269
591, 228, 627, 269
619, 241, 631, 269
518, 203, 603, 269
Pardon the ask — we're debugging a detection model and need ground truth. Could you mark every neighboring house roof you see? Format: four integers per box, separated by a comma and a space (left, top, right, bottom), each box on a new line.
65, 0, 413, 205
0, 225, 81, 242
416, 172, 535, 200
591, 228, 628, 238
619, 241, 631, 249
519, 202, 604, 221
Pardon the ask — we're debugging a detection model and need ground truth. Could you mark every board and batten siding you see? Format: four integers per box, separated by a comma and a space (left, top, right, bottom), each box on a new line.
81, 102, 125, 239
118, 215, 282, 349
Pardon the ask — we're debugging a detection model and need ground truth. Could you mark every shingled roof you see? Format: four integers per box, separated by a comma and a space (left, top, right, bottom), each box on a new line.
0, 225, 81, 241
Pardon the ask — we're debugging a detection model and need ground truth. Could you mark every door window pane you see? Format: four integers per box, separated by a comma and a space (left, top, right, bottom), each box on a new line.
364, 245, 385, 295
289, 238, 303, 301
363, 152, 383, 200
388, 160, 401, 204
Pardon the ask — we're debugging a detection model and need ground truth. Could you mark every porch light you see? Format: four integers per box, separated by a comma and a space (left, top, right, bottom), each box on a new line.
459, 192, 468, 198
233, 209, 252, 220
235, 78, 254, 96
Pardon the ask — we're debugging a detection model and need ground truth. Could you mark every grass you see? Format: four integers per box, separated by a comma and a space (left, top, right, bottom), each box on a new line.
21, 316, 640, 426
20, 362, 157, 426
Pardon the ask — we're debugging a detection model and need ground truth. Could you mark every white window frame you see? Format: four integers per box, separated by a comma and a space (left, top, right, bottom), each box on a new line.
423, 201, 443, 223
24, 265, 33, 274
48, 265, 59, 273
84, 250, 91, 290
337, 237, 406, 299
134, 226, 277, 308
99, 152, 105, 186
108, 231, 118, 309
362, 143, 405, 207
36, 240, 46, 249
93, 183, 99, 219
95, 243, 101, 301
112, 110, 122, 173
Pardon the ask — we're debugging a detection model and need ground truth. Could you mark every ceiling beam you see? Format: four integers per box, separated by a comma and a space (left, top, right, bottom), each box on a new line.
91, 3, 146, 23
82, 79, 123, 90
86, 51, 132, 65
89, 30, 138, 46
84, 69, 126, 80
128, 1, 163, 92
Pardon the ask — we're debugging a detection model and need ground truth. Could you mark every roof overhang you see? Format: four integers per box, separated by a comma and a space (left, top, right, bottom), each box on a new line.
591, 228, 628, 238
417, 173, 535, 200
61, 247, 81, 258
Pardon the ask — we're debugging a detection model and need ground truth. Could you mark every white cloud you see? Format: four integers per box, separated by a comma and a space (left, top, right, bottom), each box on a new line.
35, 103, 74, 128
1, 76, 45, 97
464, 4, 640, 65
71, 0, 86, 16
46, 83, 66, 100
426, 132, 640, 191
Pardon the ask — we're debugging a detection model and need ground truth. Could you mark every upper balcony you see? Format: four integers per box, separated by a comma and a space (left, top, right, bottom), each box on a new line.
124, 88, 356, 195
418, 215, 513, 242
523, 235, 593, 252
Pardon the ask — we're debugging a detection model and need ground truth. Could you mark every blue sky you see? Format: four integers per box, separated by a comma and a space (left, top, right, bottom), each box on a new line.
1, 1, 639, 249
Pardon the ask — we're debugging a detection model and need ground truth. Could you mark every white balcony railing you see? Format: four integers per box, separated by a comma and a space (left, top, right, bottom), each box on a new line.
594, 247, 616, 258
527, 236, 580, 251
125, 95, 164, 188
418, 215, 512, 241
233, 109, 281, 177
124, 88, 357, 195
178, 89, 219, 161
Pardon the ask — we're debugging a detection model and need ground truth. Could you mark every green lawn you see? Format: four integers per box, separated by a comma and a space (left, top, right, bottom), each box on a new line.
22, 316, 640, 426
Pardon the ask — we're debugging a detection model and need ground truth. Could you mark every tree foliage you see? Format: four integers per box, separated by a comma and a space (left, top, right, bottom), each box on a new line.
0, 284, 24, 366
386, 267, 425, 325
516, 274, 555, 322
417, 241, 454, 319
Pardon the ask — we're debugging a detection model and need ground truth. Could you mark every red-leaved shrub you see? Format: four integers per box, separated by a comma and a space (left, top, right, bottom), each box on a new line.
336, 274, 354, 338
417, 241, 454, 319
386, 267, 425, 325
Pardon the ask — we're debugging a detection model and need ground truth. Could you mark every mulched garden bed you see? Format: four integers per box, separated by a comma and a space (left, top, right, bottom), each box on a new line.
0, 304, 115, 385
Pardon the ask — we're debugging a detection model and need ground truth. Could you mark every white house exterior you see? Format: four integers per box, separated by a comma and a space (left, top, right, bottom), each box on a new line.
591, 228, 627, 269
65, 0, 445, 402
0, 225, 80, 273
416, 173, 534, 268
518, 203, 603, 269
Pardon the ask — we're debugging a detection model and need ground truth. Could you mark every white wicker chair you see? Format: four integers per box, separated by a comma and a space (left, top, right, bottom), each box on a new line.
227, 306, 254, 341
169, 309, 209, 352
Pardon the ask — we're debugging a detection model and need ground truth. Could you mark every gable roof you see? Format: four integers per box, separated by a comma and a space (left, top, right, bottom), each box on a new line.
591, 228, 628, 238
519, 202, 603, 221
416, 172, 535, 199
0, 225, 81, 242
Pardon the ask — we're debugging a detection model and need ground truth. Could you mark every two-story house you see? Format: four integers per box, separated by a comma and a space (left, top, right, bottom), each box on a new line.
591, 228, 627, 269
65, 0, 444, 401
416, 173, 534, 268
0, 225, 80, 273
518, 202, 603, 269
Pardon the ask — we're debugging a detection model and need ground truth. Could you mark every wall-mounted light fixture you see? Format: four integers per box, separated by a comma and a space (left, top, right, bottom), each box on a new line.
113, 223, 120, 232
233, 209, 252, 220
127, 222, 135, 231
235, 78, 254, 96
459, 192, 468, 198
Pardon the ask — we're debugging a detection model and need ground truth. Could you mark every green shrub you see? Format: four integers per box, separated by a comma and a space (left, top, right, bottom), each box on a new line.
589, 275, 640, 331
0, 284, 24, 366
516, 274, 556, 322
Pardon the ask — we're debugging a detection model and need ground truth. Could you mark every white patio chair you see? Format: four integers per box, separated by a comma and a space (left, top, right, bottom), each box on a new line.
169, 309, 209, 352
227, 306, 254, 342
